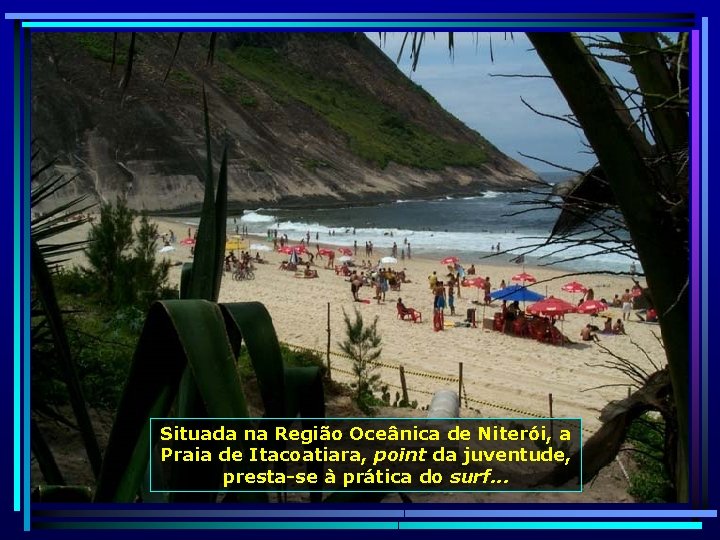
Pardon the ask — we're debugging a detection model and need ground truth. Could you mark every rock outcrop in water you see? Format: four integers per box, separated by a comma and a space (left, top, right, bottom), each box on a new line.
32, 32, 538, 213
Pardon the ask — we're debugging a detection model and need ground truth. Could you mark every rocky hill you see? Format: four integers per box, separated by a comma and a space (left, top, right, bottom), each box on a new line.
32, 32, 538, 213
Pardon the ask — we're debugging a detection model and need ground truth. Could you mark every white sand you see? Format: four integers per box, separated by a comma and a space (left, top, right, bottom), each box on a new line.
57, 216, 666, 438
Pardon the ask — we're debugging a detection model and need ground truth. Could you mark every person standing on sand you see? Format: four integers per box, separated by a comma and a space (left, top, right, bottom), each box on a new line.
621, 288, 633, 321
447, 281, 455, 315
354, 240, 358, 256
401, 248, 405, 261
428, 271, 438, 290
407, 243, 411, 259
483, 277, 492, 305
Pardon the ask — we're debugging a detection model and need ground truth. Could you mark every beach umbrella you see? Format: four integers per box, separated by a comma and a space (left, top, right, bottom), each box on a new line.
279, 245, 306, 255
561, 281, 586, 294
511, 272, 536, 284
577, 299, 608, 315
225, 237, 248, 251
462, 277, 486, 303
381, 256, 398, 265
462, 277, 486, 288
490, 284, 545, 303
527, 296, 577, 317
158, 245, 175, 253
632, 285, 643, 297
180, 237, 195, 246
338, 247, 353, 256
440, 256, 459, 265
527, 296, 576, 346
250, 244, 271, 252
318, 248, 335, 256
338, 255, 353, 262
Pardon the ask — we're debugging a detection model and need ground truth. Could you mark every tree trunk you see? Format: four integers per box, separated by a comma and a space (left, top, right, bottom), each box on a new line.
526, 32, 689, 501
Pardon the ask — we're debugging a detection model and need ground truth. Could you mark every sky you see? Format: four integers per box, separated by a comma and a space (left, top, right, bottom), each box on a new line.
369, 32, 633, 173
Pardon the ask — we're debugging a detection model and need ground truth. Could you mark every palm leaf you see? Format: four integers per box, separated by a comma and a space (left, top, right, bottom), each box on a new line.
31, 238, 103, 479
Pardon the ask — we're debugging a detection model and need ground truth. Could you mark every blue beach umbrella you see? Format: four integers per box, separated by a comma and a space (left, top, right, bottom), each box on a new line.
490, 284, 545, 303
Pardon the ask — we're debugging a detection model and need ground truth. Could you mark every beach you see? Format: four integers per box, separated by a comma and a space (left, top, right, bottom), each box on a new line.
59, 216, 665, 437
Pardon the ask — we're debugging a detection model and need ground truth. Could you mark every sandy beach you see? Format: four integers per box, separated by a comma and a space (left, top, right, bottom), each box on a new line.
58, 216, 666, 439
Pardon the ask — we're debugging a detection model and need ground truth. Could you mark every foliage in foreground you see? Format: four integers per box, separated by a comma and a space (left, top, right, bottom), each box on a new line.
338, 309, 383, 414
84, 199, 170, 308
626, 414, 674, 503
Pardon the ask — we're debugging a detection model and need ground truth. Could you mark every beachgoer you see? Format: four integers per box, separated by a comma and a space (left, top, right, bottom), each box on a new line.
585, 288, 595, 301
499, 279, 506, 290
467, 264, 476, 275
603, 317, 613, 333
434, 282, 446, 313
483, 277, 492, 305
401, 248, 405, 261
581, 324, 600, 342
447, 281, 455, 315
621, 288, 633, 320
613, 319, 626, 335
354, 240, 358, 256
496, 242, 501, 252
630, 262, 637, 275
428, 271, 438, 290
407, 243, 411, 259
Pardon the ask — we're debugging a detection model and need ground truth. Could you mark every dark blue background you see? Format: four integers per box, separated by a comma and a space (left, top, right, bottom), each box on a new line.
1, 0, 716, 538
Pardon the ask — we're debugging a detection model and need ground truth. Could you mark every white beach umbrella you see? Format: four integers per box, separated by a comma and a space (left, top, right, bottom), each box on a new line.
159, 246, 175, 253
250, 244, 271, 251
338, 255, 353, 262
380, 256, 398, 265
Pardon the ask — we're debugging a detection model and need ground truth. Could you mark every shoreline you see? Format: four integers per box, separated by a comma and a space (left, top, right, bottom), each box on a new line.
57, 216, 662, 439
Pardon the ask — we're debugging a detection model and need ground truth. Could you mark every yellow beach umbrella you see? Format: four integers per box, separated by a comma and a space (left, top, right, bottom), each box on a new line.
225, 236, 248, 251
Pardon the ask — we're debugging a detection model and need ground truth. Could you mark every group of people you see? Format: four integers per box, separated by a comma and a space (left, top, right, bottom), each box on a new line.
581, 317, 626, 342
225, 250, 261, 273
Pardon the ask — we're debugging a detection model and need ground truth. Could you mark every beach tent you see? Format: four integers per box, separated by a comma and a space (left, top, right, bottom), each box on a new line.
490, 284, 545, 303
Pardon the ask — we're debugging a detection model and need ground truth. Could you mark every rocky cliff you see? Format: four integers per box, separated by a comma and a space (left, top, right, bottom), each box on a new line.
31, 32, 538, 214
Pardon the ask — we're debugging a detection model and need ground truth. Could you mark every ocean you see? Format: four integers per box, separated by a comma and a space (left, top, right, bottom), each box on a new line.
217, 173, 640, 274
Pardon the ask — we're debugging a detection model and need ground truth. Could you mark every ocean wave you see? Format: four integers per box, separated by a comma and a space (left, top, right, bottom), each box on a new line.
481, 191, 502, 199
240, 211, 276, 223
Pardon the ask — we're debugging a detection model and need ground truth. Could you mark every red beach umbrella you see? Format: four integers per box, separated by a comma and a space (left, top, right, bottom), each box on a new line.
527, 296, 577, 316
278, 245, 306, 254
338, 247, 353, 256
441, 256, 459, 265
576, 300, 608, 315
561, 281, 587, 294
318, 248, 334, 256
462, 277, 486, 288
632, 286, 643, 298
511, 272, 536, 283
180, 238, 196, 246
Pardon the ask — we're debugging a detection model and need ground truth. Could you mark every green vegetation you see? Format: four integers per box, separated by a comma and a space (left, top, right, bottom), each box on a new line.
218, 46, 486, 170
338, 309, 384, 414
626, 414, 674, 502
74, 33, 126, 64
83, 199, 171, 308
